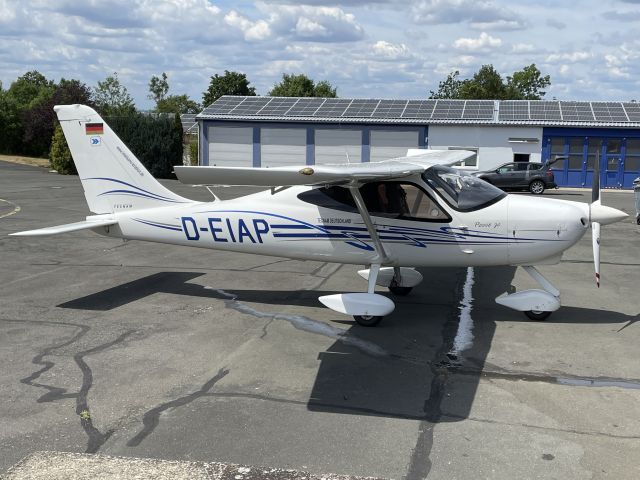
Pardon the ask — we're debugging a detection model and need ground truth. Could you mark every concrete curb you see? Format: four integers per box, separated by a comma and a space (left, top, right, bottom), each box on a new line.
1, 452, 383, 480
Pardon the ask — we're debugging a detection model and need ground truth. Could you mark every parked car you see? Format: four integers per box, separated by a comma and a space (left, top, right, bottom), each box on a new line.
473, 160, 557, 194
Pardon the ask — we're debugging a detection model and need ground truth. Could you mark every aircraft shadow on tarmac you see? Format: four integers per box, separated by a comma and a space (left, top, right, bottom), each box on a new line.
57, 267, 637, 423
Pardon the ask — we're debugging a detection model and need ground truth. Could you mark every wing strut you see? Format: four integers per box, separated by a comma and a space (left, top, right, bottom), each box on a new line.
347, 185, 389, 265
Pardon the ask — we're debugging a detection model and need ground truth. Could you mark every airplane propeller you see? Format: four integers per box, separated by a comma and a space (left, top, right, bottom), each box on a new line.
587, 150, 627, 287
591, 152, 601, 287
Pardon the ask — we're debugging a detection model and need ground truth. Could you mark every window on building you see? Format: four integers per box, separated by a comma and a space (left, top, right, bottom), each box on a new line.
625, 139, 640, 172
607, 139, 622, 155
513, 153, 530, 163
550, 137, 565, 155
587, 138, 603, 170
447, 147, 477, 166
567, 137, 583, 169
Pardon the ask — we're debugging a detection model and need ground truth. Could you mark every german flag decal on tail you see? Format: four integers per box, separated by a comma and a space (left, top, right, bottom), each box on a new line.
85, 123, 104, 135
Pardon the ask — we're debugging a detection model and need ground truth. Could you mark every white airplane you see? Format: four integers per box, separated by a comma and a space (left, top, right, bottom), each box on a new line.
11, 105, 628, 326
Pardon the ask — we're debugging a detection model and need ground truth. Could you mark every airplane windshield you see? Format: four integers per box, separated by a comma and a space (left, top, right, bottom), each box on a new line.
422, 166, 506, 212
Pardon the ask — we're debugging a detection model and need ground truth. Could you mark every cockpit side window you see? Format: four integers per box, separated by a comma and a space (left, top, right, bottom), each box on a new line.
360, 182, 450, 222
298, 182, 451, 222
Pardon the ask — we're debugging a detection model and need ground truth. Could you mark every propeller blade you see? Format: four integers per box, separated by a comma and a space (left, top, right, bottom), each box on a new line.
592, 163, 600, 205
592, 221, 601, 287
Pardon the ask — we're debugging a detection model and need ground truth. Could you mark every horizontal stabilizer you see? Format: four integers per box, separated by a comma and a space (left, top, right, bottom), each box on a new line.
10, 216, 117, 236
174, 149, 475, 187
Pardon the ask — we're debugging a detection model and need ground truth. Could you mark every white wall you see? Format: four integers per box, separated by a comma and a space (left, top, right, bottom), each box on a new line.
428, 125, 543, 171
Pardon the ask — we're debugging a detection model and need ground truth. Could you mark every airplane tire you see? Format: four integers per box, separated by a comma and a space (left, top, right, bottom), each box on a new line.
525, 310, 552, 321
353, 315, 383, 327
529, 180, 545, 194
388, 286, 413, 296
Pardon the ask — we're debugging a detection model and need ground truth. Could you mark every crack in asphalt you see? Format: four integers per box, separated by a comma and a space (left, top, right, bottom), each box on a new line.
1, 318, 134, 453
405, 268, 467, 480
126, 367, 230, 447
74, 330, 136, 453
440, 412, 640, 440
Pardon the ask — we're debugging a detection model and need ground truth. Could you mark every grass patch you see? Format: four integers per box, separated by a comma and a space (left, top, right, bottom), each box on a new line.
0, 154, 51, 168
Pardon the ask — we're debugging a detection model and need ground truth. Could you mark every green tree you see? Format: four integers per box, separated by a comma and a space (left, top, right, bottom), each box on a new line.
202, 70, 256, 106
148, 72, 169, 104
506, 64, 551, 100
268, 73, 337, 97
0, 83, 22, 154
148, 72, 200, 114
49, 123, 75, 174
156, 94, 200, 114
7, 70, 55, 109
313, 80, 338, 98
23, 78, 94, 157
429, 71, 463, 99
5, 71, 56, 156
458, 64, 507, 100
106, 113, 182, 178
430, 64, 551, 100
94, 73, 135, 116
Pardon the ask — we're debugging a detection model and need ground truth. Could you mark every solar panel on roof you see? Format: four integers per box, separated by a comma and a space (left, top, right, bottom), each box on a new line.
432, 100, 465, 119
622, 103, 640, 122
462, 100, 494, 120
530, 101, 562, 121
498, 101, 529, 121
402, 100, 436, 119
559, 101, 594, 122
371, 100, 407, 118
591, 102, 628, 122
203, 96, 245, 114
224, 97, 271, 116
313, 99, 352, 117
343, 99, 378, 117
285, 98, 326, 116
256, 98, 298, 115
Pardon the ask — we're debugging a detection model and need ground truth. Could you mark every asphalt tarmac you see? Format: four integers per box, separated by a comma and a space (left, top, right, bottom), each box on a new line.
1, 160, 639, 479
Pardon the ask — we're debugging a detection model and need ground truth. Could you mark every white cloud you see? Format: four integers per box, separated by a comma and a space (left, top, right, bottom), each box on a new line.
452, 32, 502, 52
546, 51, 592, 63
257, 4, 364, 42
225, 10, 271, 41
511, 43, 535, 53
412, 0, 524, 29
372, 41, 411, 60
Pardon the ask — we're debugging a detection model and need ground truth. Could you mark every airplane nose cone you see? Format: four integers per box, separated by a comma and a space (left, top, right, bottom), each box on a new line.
590, 204, 629, 225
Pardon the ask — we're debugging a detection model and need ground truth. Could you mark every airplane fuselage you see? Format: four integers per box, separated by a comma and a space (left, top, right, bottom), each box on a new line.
102, 178, 589, 268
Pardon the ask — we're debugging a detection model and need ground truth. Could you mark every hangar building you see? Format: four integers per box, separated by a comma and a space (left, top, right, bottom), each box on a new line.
196, 96, 640, 189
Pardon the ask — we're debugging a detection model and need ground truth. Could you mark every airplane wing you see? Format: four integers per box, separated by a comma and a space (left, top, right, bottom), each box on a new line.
10, 216, 117, 236
174, 149, 475, 187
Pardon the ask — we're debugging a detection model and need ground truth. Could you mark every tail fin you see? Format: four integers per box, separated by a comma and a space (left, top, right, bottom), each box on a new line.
55, 104, 190, 214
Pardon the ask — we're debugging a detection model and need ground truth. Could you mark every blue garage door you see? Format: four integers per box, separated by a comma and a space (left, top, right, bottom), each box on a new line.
543, 131, 640, 188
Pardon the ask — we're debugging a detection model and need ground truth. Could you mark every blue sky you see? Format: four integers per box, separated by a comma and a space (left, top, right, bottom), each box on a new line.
1, 0, 640, 109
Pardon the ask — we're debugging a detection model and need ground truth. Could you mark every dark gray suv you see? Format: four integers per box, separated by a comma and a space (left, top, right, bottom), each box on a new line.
473, 161, 557, 194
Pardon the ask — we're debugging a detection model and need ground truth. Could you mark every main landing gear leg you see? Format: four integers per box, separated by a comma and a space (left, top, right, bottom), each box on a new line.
317, 184, 395, 327
389, 266, 413, 296
353, 264, 385, 327
495, 265, 561, 321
